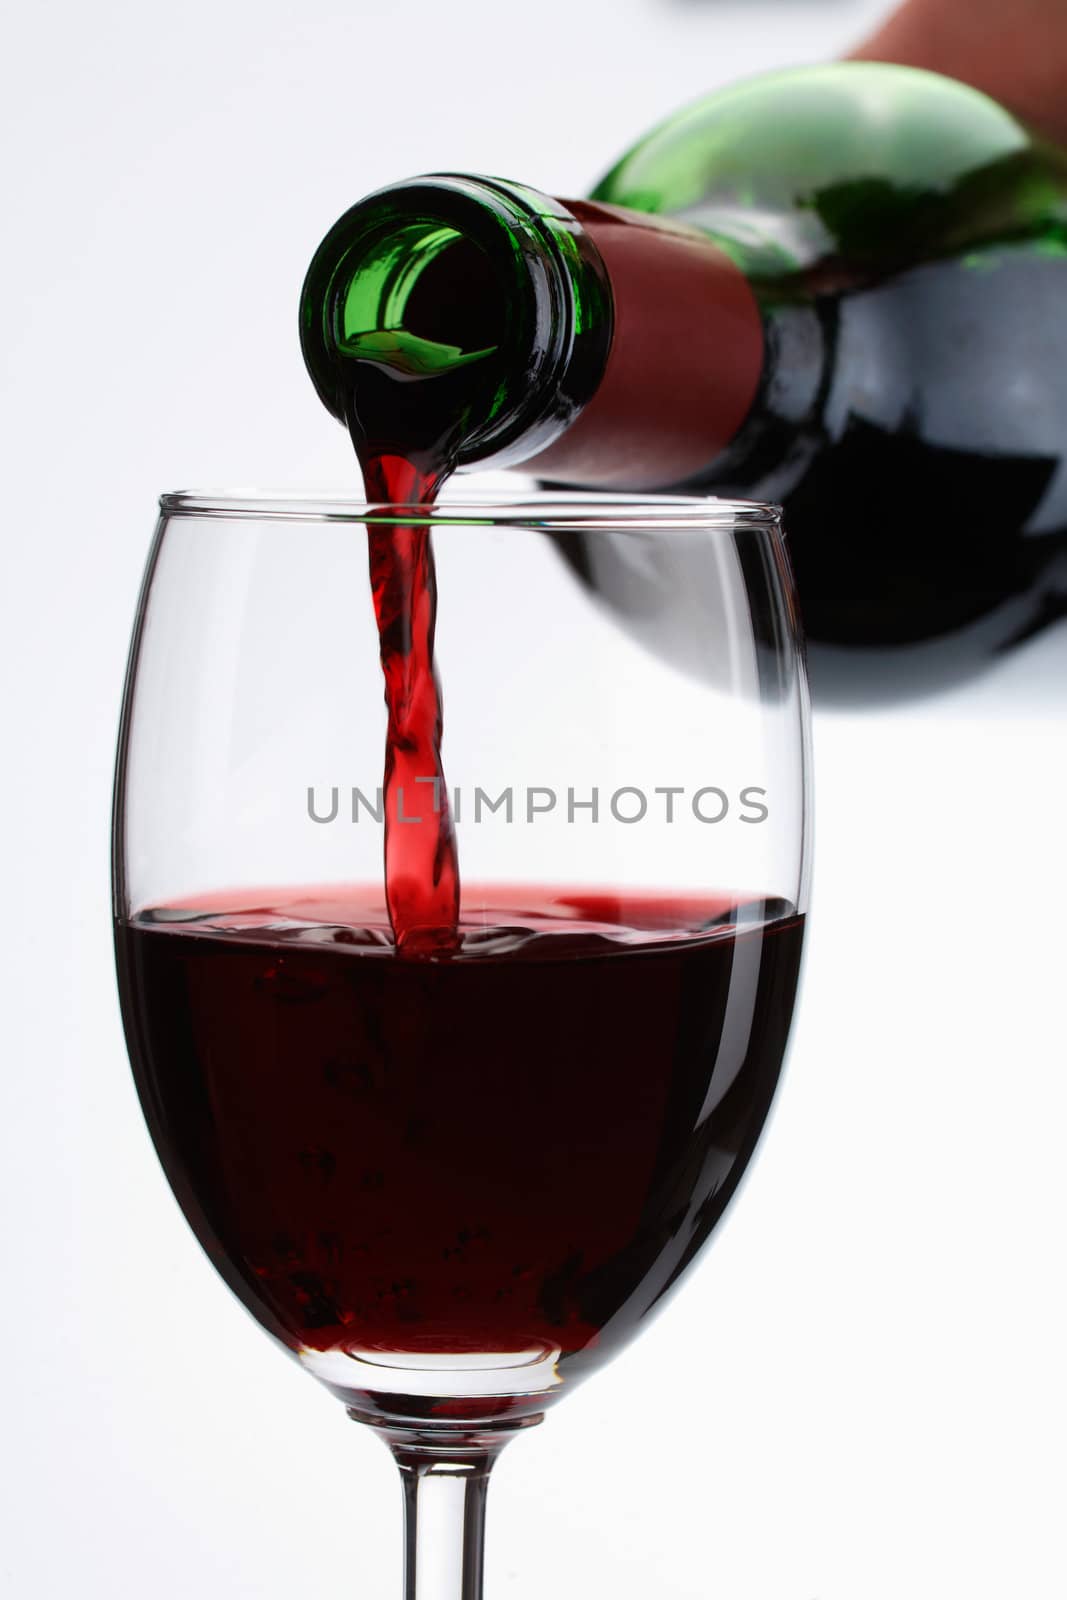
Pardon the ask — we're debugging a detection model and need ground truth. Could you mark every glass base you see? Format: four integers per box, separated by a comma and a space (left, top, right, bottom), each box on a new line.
299, 1342, 562, 1445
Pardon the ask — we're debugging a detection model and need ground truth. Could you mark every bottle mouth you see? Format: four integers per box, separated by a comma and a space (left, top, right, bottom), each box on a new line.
299, 174, 614, 469
327, 221, 509, 383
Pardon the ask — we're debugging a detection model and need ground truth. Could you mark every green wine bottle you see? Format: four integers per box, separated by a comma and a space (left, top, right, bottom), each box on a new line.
301, 63, 1067, 693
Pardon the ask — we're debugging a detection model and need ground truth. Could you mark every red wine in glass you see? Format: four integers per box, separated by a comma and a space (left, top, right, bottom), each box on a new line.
115, 886, 804, 1419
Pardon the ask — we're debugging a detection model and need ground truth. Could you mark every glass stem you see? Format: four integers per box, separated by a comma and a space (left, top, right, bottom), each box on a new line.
395, 1448, 498, 1600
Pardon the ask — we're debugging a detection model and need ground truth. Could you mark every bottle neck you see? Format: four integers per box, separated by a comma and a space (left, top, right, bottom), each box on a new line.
301, 175, 771, 494
526, 200, 765, 489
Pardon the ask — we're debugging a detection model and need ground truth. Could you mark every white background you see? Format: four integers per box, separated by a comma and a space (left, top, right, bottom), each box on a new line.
2, 0, 1066, 1595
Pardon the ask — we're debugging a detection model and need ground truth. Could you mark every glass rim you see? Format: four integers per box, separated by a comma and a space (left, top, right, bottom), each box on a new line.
159, 489, 783, 531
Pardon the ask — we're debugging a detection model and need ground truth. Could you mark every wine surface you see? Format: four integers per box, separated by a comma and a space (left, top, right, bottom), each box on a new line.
115, 888, 804, 1397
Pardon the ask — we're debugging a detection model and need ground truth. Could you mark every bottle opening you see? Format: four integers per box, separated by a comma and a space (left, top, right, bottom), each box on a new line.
336, 224, 510, 383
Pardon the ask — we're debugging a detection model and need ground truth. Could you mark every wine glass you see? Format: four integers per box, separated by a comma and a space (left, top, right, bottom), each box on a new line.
113, 490, 811, 1599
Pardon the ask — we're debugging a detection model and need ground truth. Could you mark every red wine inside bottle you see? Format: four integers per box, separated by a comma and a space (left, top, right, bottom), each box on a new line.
579, 66, 1067, 695
301, 65, 1067, 700
115, 887, 804, 1408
